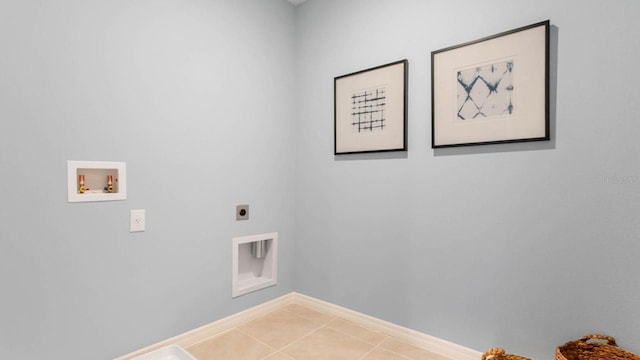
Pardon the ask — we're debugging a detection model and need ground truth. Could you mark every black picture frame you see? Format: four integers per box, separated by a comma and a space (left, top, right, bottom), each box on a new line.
431, 20, 550, 148
334, 60, 408, 155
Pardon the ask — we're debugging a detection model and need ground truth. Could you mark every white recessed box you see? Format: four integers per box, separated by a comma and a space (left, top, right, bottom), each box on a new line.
232, 232, 278, 298
67, 160, 127, 202
131, 345, 196, 360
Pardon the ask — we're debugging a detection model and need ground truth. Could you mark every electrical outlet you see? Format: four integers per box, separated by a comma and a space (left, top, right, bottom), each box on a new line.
236, 205, 249, 221
130, 209, 145, 232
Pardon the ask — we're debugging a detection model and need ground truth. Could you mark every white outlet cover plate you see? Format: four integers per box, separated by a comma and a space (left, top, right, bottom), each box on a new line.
130, 209, 145, 232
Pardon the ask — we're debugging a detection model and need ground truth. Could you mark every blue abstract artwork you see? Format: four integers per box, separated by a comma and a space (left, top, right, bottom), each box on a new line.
457, 60, 514, 120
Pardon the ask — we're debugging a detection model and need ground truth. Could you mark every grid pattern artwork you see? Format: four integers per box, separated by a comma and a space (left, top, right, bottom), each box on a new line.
351, 87, 387, 133
457, 60, 514, 120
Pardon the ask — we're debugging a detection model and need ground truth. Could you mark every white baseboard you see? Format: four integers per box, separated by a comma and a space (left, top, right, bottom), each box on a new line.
114, 292, 482, 360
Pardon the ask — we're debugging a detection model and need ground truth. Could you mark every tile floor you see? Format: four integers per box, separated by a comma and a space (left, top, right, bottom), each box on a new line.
185, 303, 452, 360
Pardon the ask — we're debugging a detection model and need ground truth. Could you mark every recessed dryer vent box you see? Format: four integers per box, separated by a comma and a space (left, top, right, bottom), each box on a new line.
67, 161, 127, 202
232, 232, 278, 298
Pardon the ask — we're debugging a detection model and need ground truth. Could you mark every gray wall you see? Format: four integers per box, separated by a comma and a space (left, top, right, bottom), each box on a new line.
294, 0, 640, 359
0, 0, 296, 359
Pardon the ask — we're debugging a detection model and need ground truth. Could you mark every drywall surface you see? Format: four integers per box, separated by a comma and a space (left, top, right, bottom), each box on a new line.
293, 0, 640, 358
0, 0, 296, 359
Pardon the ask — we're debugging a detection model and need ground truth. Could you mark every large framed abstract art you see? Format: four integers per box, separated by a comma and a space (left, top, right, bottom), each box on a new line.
335, 60, 408, 155
431, 20, 550, 148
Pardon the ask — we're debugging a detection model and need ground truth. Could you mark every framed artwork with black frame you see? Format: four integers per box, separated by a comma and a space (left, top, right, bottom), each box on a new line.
334, 59, 408, 155
431, 20, 550, 148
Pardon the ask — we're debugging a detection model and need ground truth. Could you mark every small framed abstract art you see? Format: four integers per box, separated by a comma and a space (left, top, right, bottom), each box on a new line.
431, 20, 550, 148
334, 60, 408, 155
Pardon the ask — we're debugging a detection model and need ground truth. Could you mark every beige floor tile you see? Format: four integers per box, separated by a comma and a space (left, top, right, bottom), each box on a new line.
362, 347, 411, 360
282, 326, 374, 360
379, 338, 452, 360
238, 309, 323, 349
186, 329, 275, 360
283, 303, 335, 324
326, 318, 387, 345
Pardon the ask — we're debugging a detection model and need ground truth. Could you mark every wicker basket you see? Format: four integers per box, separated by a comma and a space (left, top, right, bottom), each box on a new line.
482, 348, 531, 360
556, 334, 640, 360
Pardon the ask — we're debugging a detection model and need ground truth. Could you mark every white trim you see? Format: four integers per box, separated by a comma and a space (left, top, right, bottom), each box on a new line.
129, 345, 196, 360
113, 292, 482, 360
